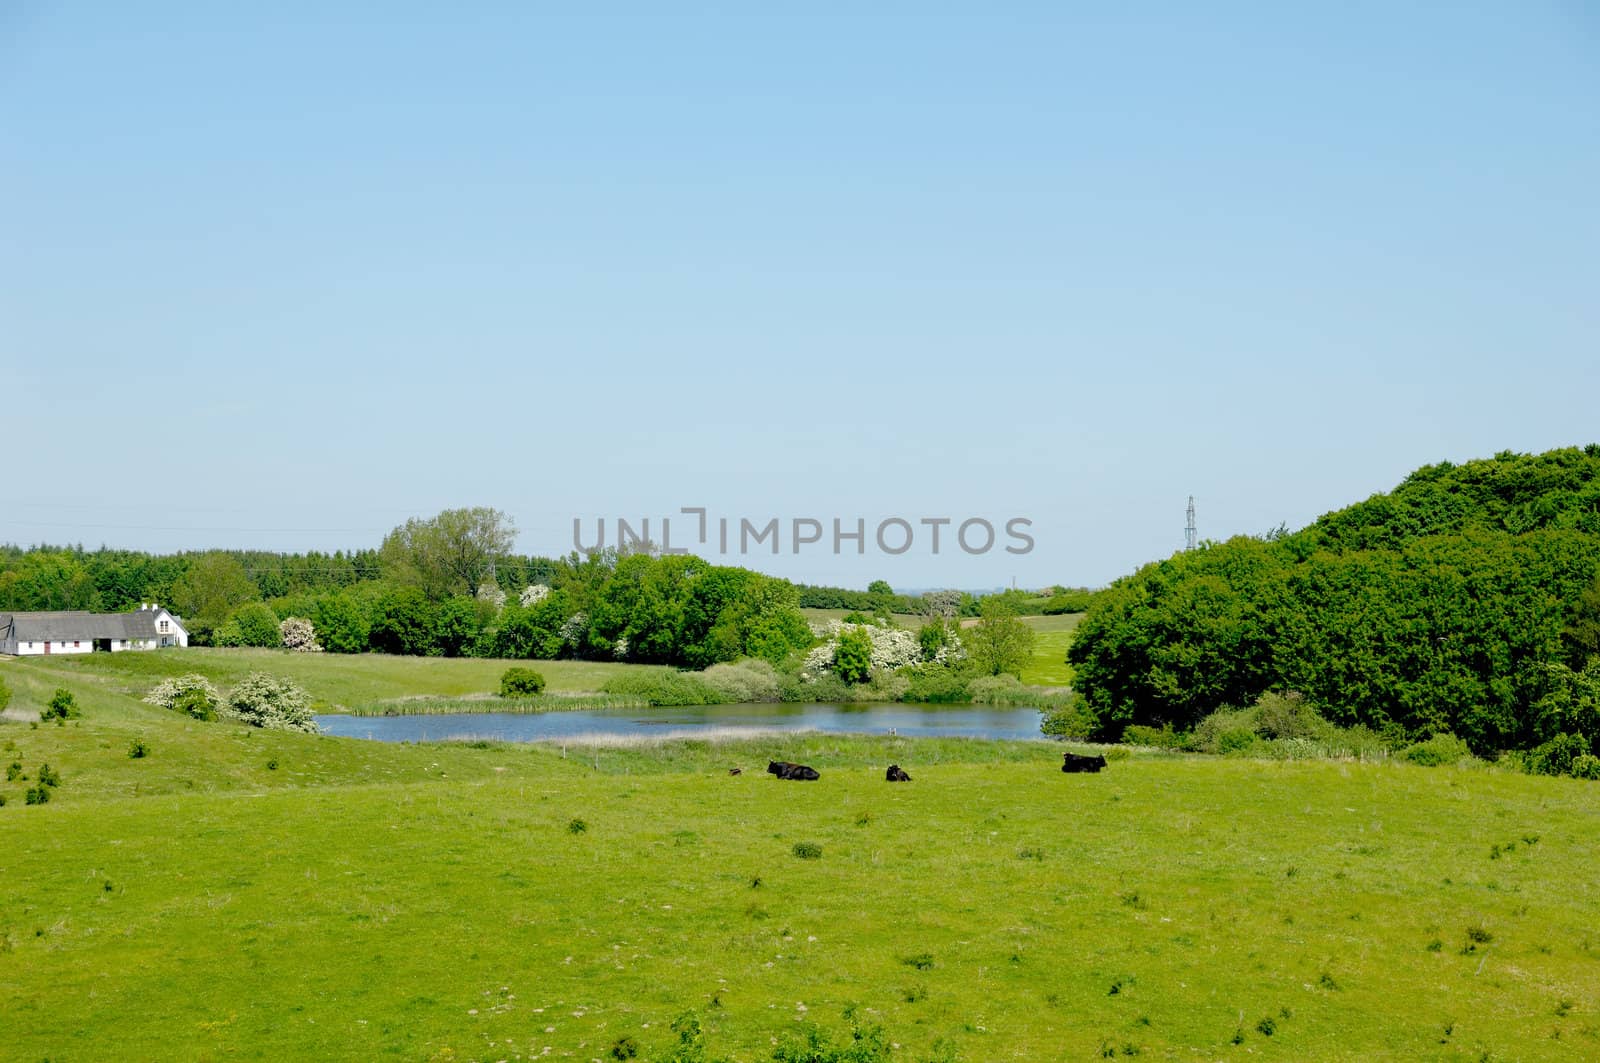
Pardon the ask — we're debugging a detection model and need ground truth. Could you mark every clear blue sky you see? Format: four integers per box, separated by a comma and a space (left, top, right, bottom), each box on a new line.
3, 3, 1597, 589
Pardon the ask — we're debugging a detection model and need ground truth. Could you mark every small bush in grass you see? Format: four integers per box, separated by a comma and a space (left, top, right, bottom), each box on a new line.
1256, 1016, 1277, 1036
5, 761, 22, 782
1122, 724, 1185, 749
901, 952, 934, 970
608, 1035, 638, 1060
773, 1017, 891, 1063
266, 759, 279, 771
25, 785, 49, 805
1529, 732, 1593, 777
1254, 691, 1325, 740
499, 667, 547, 698
279, 616, 322, 653
37, 763, 60, 788
702, 659, 782, 702
44, 689, 79, 720
567, 818, 587, 835
228, 673, 319, 733
144, 675, 221, 719
1571, 753, 1600, 780
1041, 696, 1096, 739
128, 739, 150, 759
1403, 733, 1474, 767
792, 841, 822, 860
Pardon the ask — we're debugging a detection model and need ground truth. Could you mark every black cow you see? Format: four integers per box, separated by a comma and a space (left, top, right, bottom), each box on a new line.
728, 767, 743, 776
1061, 752, 1107, 773
885, 764, 912, 782
767, 760, 821, 781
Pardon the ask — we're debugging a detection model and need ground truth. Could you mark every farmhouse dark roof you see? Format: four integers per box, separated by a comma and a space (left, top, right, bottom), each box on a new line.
0, 609, 183, 641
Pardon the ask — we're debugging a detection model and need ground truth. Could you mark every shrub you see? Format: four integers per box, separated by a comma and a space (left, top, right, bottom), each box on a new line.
901, 661, 975, 703
601, 671, 727, 707
223, 602, 284, 648
608, 1035, 639, 1060
1192, 707, 1259, 754
918, 621, 952, 661
792, 841, 822, 860
1255, 691, 1326, 740
499, 667, 547, 698
567, 818, 588, 834
44, 689, 78, 721
25, 785, 49, 805
832, 628, 874, 684
5, 761, 22, 782
128, 738, 150, 759
227, 673, 320, 733
1571, 753, 1600, 780
1403, 733, 1475, 767
144, 675, 222, 719
1041, 697, 1097, 739
1122, 724, 1186, 749
772, 1019, 891, 1063
702, 659, 781, 702
37, 763, 60, 788
279, 616, 322, 653
1529, 732, 1593, 777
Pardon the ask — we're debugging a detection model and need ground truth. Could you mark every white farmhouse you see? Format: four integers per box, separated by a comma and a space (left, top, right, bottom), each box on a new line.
0, 604, 188, 655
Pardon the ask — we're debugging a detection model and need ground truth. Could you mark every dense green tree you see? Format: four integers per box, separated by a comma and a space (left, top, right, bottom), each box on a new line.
380, 507, 516, 599
1563, 573, 1600, 668
432, 597, 483, 658
493, 590, 574, 659
219, 602, 283, 648
369, 587, 438, 656
168, 552, 259, 638
832, 627, 873, 684
1070, 448, 1600, 751
312, 591, 373, 654
966, 596, 1037, 678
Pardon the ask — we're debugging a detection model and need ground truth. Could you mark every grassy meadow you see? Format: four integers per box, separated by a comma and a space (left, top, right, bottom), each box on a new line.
3, 653, 1599, 1061
1016, 614, 1082, 688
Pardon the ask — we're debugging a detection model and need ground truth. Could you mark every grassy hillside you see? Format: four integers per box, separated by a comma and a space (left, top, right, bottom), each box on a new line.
4, 658, 1599, 1060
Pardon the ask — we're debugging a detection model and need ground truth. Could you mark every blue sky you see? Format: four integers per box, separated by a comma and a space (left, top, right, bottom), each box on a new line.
3, 3, 1597, 588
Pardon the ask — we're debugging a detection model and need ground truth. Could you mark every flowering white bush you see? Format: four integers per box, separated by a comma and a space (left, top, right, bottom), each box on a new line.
227, 672, 319, 734
612, 635, 630, 660
520, 583, 552, 607
801, 621, 923, 679
477, 582, 507, 609
143, 674, 221, 713
559, 611, 588, 649
279, 616, 322, 653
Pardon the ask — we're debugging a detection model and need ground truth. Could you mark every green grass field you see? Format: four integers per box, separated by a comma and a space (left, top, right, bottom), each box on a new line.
24, 646, 664, 713
3, 653, 1599, 1061
1016, 614, 1082, 687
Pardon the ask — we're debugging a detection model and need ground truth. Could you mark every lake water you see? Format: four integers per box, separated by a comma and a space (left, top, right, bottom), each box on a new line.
315, 702, 1047, 743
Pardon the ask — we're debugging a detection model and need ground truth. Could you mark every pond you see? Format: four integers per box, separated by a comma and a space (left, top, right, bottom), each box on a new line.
315, 702, 1048, 743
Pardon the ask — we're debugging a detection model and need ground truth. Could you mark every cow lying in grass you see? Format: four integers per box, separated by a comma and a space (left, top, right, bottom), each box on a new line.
1061, 752, 1107, 773
886, 764, 912, 782
767, 760, 821, 781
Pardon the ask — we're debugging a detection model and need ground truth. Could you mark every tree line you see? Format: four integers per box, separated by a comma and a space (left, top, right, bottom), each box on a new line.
1069, 446, 1600, 757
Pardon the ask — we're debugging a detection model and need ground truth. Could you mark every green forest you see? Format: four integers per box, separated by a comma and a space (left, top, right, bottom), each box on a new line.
1069, 446, 1600, 761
